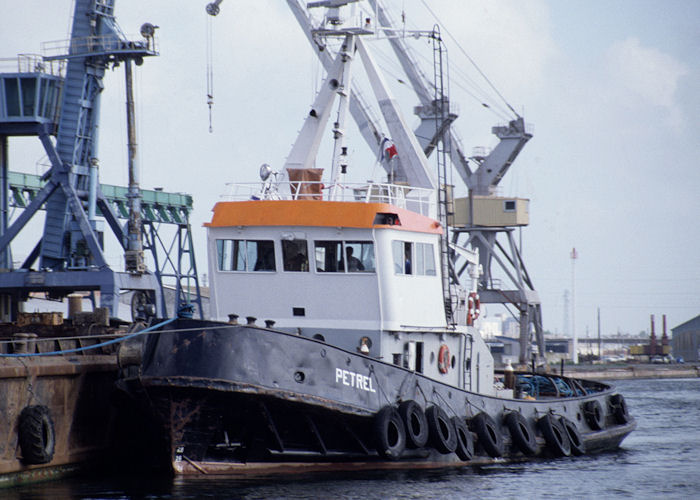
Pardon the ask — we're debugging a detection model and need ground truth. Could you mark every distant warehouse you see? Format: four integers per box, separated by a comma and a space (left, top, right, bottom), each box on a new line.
672, 315, 700, 362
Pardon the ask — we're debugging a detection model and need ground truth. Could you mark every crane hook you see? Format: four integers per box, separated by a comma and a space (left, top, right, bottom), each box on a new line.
206, 0, 223, 16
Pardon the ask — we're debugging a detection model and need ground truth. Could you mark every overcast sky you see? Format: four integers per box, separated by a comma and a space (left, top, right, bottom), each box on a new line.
1, 0, 698, 337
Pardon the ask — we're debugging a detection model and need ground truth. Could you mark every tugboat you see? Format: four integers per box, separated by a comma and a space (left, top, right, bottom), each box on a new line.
117, 0, 635, 476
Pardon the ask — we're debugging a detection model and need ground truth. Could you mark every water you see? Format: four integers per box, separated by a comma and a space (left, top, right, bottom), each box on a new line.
7, 378, 700, 500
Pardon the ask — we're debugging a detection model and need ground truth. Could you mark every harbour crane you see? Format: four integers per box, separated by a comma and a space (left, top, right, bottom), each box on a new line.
0, 0, 202, 321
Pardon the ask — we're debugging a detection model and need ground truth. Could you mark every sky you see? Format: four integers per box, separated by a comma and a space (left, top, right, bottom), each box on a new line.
0, 0, 698, 337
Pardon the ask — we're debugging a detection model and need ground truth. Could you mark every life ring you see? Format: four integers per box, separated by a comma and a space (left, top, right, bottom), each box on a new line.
470, 412, 504, 458
467, 292, 481, 326
438, 345, 450, 374
559, 417, 585, 456
537, 413, 571, 457
609, 394, 630, 424
18, 405, 55, 465
582, 400, 605, 430
373, 405, 406, 460
398, 400, 428, 449
504, 411, 537, 456
451, 416, 474, 461
425, 405, 457, 454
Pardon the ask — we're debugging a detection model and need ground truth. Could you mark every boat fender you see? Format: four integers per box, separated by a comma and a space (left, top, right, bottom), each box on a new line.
438, 345, 450, 374
470, 412, 504, 458
609, 394, 630, 424
18, 405, 55, 465
398, 400, 429, 449
451, 416, 474, 461
373, 406, 406, 460
504, 411, 537, 456
559, 417, 585, 456
582, 400, 605, 430
537, 413, 571, 457
425, 405, 457, 454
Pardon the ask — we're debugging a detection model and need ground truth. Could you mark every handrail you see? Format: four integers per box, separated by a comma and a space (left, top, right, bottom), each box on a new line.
221, 181, 437, 217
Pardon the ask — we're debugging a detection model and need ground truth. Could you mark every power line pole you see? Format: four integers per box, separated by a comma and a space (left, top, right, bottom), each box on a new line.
570, 247, 578, 364
597, 307, 602, 359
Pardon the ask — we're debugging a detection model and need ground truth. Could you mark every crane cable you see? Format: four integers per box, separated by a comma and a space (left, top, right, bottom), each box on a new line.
205, 9, 215, 132
418, 0, 520, 119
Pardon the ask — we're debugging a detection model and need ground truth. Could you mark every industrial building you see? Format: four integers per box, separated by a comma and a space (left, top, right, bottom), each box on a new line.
672, 315, 700, 362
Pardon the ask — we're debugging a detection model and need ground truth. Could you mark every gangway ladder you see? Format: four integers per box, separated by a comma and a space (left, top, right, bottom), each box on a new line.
432, 27, 455, 325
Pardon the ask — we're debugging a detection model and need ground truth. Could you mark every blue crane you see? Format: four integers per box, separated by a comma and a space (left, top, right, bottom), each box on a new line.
0, 0, 202, 321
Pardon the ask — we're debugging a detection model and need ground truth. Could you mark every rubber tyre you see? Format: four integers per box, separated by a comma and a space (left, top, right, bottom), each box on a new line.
451, 416, 474, 461
504, 411, 537, 456
425, 405, 457, 454
582, 400, 605, 430
374, 406, 406, 460
18, 405, 55, 465
470, 412, 504, 458
373, 406, 406, 460
538, 413, 571, 457
609, 394, 630, 424
560, 417, 585, 456
398, 400, 429, 449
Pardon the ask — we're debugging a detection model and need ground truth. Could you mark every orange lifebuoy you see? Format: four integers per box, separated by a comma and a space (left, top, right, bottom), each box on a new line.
438, 344, 450, 374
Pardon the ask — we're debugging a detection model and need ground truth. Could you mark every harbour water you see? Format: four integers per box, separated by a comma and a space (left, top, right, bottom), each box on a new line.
6, 377, 700, 500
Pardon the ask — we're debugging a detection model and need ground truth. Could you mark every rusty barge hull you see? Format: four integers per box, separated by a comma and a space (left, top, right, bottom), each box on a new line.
119, 319, 636, 475
0, 354, 118, 487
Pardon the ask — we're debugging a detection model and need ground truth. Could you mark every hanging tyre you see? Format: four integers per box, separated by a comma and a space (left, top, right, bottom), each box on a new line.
398, 400, 429, 449
451, 416, 474, 461
470, 412, 504, 458
504, 411, 537, 456
560, 417, 585, 456
18, 405, 55, 465
373, 406, 406, 460
609, 394, 630, 424
538, 413, 571, 457
582, 400, 605, 430
425, 405, 457, 454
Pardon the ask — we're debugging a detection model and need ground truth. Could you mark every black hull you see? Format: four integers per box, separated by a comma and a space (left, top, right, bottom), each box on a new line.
118, 319, 636, 476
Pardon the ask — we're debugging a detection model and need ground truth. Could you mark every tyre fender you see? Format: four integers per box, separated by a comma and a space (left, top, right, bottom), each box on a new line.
373, 406, 406, 460
504, 411, 537, 456
470, 412, 504, 458
609, 394, 630, 424
560, 417, 585, 456
398, 400, 429, 449
582, 400, 605, 430
425, 405, 457, 454
538, 413, 571, 457
18, 405, 55, 465
451, 416, 474, 461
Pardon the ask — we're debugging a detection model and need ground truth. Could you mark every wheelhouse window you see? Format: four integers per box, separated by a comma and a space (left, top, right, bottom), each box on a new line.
392, 241, 413, 275
282, 239, 309, 272
416, 243, 436, 276
314, 240, 375, 273
315, 241, 343, 272
345, 241, 375, 272
216, 239, 275, 272
393, 241, 435, 276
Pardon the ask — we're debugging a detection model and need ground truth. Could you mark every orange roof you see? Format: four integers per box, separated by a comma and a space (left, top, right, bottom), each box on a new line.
205, 200, 443, 234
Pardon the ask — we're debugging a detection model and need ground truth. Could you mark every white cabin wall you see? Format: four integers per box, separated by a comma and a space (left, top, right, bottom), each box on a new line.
374, 229, 446, 330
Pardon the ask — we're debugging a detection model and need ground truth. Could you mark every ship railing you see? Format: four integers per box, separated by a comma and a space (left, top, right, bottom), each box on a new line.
222, 181, 437, 217
42, 34, 158, 60
0, 55, 65, 76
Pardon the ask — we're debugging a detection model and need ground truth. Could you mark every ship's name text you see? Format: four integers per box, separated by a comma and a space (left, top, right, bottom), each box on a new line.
335, 368, 376, 393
